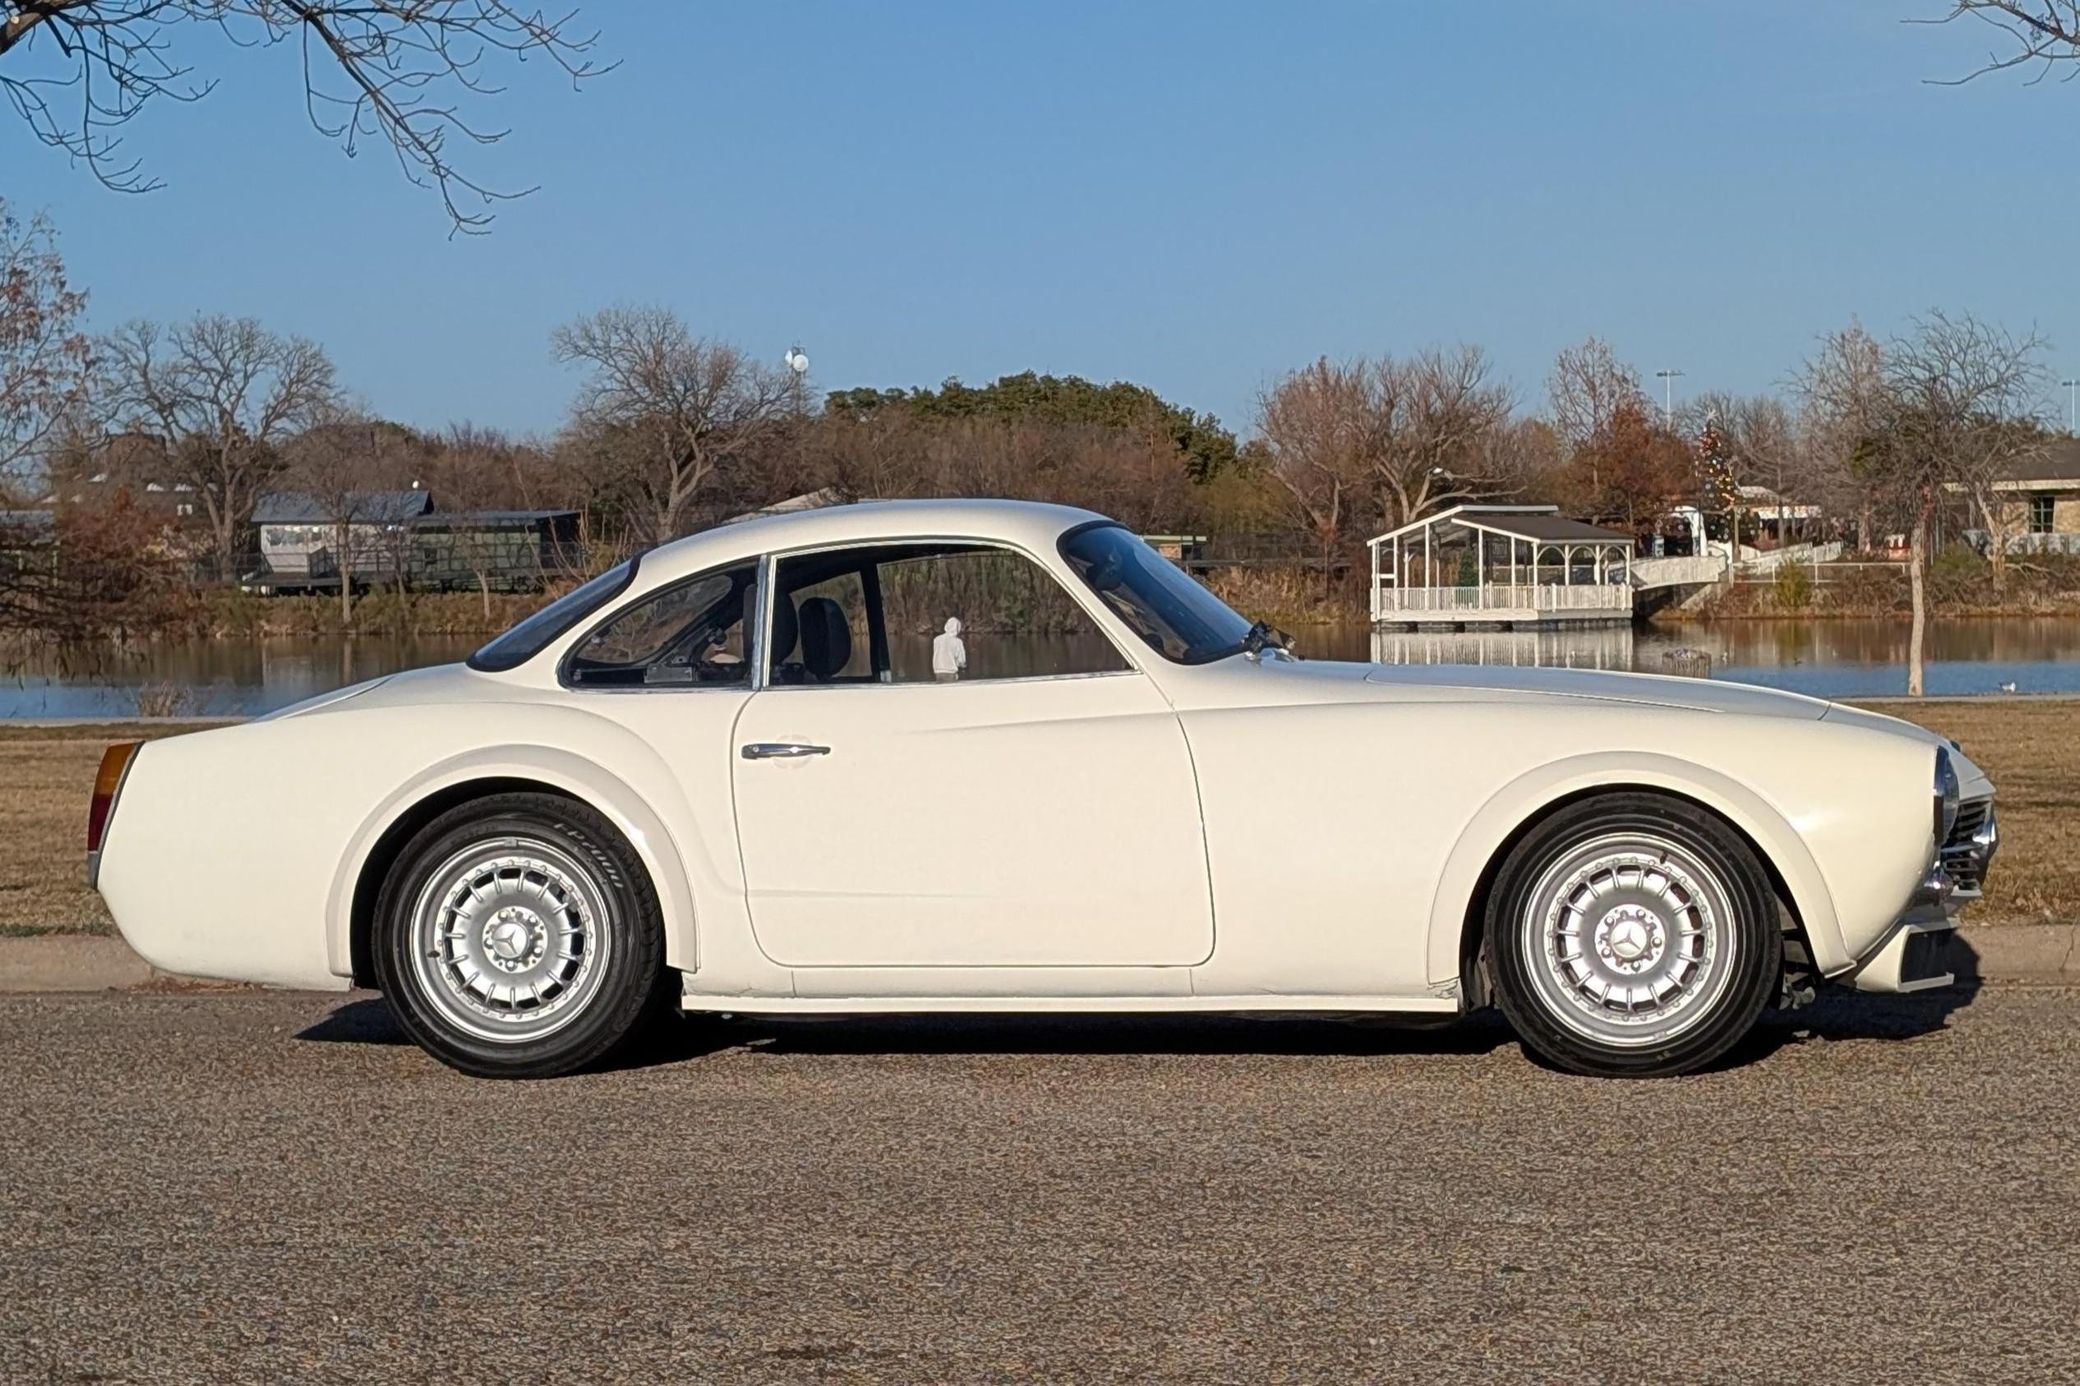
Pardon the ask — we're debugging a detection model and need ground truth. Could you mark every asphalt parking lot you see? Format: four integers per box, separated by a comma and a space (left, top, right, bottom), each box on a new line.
3, 986, 2076, 1385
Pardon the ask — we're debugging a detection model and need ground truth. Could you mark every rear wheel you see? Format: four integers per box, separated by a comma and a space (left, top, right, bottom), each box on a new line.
374, 792, 668, 1078
1486, 792, 1781, 1078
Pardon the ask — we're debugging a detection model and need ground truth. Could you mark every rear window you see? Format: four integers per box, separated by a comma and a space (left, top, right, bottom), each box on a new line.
467, 559, 640, 672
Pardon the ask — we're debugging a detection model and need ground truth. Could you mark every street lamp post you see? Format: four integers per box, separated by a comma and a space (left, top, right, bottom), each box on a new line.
1654, 368, 1685, 427
784, 345, 810, 415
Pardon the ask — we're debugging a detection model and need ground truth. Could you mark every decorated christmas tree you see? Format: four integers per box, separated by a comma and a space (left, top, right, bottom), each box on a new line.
1692, 412, 1743, 549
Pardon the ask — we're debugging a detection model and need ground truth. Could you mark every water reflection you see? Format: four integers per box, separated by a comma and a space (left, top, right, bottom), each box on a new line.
0, 636, 481, 718
4, 618, 2080, 717
1304, 619, 2080, 698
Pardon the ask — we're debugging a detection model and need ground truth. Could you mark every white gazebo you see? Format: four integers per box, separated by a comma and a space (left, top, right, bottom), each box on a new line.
1367, 505, 1636, 627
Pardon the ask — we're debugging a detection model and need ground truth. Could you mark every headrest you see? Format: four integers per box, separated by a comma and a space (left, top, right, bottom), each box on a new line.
797, 596, 852, 681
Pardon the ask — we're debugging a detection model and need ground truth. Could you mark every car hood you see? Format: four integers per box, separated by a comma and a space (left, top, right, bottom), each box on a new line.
1342, 661, 1989, 795
1357, 662, 1833, 720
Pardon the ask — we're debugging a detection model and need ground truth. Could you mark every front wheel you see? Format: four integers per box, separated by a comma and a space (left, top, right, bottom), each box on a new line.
374, 792, 668, 1078
1486, 792, 1782, 1078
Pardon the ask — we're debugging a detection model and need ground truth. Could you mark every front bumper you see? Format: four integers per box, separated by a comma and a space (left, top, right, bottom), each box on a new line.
1844, 799, 1998, 994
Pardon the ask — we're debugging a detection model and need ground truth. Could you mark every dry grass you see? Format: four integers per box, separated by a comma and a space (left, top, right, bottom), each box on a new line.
1858, 699, 2077, 927
0, 704, 2071, 938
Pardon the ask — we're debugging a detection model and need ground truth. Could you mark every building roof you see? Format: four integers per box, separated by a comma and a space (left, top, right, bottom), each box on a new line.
1990, 439, 2080, 485
413, 509, 578, 525
1464, 513, 1634, 544
254, 490, 434, 524
1368, 504, 1631, 548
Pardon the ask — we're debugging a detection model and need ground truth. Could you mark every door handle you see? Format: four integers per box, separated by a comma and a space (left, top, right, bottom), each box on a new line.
741, 741, 832, 760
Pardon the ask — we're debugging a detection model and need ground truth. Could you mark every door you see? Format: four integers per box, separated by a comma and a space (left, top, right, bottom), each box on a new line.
730, 543, 1215, 969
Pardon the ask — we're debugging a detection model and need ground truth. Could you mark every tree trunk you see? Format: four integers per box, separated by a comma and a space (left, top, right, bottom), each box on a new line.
1907, 495, 1930, 698
1856, 504, 1873, 555
1979, 492, 2007, 593
479, 570, 492, 620
335, 522, 354, 629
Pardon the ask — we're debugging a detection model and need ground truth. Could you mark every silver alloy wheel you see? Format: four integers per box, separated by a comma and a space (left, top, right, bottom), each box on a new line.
1519, 832, 1738, 1048
407, 835, 613, 1044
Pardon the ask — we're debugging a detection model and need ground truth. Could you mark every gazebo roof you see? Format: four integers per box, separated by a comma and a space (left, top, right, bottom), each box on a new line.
1368, 505, 1631, 549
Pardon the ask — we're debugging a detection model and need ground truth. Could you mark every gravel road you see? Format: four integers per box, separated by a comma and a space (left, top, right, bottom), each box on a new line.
3, 987, 2076, 1385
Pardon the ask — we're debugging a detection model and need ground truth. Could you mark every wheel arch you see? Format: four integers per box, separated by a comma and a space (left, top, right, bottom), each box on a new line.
330, 748, 699, 988
1428, 753, 1847, 999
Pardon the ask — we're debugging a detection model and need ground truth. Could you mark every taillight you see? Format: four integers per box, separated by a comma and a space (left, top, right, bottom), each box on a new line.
87, 742, 141, 858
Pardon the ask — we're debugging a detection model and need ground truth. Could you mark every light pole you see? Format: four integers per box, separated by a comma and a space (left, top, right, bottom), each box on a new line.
1654, 368, 1685, 427
784, 345, 810, 415
2063, 377, 2078, 434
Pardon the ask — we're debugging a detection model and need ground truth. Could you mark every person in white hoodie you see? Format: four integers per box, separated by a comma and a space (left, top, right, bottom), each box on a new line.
931, 616, 967, 681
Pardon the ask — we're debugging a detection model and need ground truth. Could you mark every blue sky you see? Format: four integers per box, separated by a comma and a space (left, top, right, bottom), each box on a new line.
5, 1, 2069, 437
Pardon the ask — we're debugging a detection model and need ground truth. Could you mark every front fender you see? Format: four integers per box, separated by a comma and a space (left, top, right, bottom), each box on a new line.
1424, 751, 1852, 990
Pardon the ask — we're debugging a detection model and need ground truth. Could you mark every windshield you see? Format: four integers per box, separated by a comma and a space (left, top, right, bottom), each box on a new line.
1058, 523, 1254, 664
467, 558, 640, 672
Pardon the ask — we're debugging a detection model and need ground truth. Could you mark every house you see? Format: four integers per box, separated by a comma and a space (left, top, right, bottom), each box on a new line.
1961, 440, 2080, 554
409, 509, 585, 592
251, 489, 434, 587
246, 490, 582, 594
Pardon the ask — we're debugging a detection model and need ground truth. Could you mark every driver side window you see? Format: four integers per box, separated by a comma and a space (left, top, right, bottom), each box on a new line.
564, 562, 756, 688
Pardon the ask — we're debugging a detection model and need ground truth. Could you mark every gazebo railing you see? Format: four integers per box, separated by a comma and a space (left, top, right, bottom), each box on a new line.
1372, 581, 1634, 618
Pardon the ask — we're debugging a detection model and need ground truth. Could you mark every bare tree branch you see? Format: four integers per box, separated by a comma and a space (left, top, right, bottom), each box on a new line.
0, 2, 611, 231
554, 306, 794, 544
1920, 2, 2080, 85
100, 313, 342, 578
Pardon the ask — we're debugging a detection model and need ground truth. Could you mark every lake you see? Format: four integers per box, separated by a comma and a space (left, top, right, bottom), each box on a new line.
4, 619, 2079, 718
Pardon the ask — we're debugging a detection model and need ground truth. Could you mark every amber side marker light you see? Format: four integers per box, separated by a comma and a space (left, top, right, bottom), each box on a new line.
86, 742, 141, 887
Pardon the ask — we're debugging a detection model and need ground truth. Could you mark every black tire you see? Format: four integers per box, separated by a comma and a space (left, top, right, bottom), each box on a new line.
374, 791, 671, 1078
1485, 791, 1782, 1079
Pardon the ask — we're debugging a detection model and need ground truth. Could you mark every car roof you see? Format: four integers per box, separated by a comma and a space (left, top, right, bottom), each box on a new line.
629, 498, 1114, 587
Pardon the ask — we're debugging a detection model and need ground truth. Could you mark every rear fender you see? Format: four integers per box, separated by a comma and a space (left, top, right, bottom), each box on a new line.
326, 745, 699, 979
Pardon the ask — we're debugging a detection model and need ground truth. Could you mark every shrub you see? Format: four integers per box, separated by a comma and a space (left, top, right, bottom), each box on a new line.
1772, 562, 1814, 612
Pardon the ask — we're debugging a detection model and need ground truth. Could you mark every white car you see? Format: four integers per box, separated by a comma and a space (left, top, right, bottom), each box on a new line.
88, 500, 1997, 1079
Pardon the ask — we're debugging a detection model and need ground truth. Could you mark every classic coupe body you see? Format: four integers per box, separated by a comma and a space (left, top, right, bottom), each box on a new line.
90, 500, 1997, 1077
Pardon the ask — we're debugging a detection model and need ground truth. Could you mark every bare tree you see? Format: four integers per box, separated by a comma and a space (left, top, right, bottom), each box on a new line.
1547, 336, 1647, 458
1, 198, 92, 487
1872, 311, 2047, 694
553, 306, 792, 545
0, 2, 609, 232
1256, 359, 1380, 584
1257, 348, 1517, 581
1369, 346, 1518, 532
1792, 320, 1889, 552
102, 314, 340, 580
1923, 2, 2080, 81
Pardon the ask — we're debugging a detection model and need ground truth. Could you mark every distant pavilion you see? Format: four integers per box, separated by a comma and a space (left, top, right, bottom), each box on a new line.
1367, 505, 1636, 628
